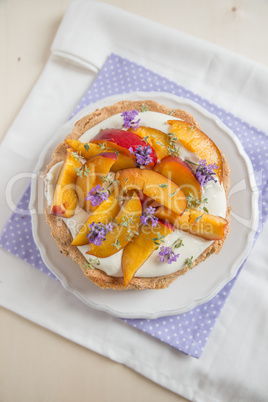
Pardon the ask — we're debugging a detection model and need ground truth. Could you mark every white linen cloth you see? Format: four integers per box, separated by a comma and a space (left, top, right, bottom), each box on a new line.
0, 0, 268, 400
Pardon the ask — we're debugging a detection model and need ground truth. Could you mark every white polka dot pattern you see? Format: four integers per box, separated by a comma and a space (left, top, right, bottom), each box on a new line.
0, 53, 266, 358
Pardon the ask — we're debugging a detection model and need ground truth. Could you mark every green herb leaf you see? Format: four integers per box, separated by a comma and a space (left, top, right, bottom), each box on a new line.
82, 257, 100, 270
143, 135, 150, 143
169, 110, 175, 115
125, 229, 139, 242
167, 132, 178, 142
73, 166, 84, 177
141, 104, 149, 112
172, 238, 184, 249
98, 142, 106, 150
167, 145, 180, 157
195, 214, 204, 222
97, 142, 119, 156
185, 159, 199, 166
71, 152, 80, 160
185, 256, 194, 269
151, 232, 166, 246
112, 239, 121, 250
155, 141, 164, 147
83, 166, 91, 177
118, 195, 126, 204
159, 183, 169, 188
186, 193, 208, 210
100, 173, 110, 183
84, 143, 90, 151
120, 216, 129, 227
170, 189, 177, 198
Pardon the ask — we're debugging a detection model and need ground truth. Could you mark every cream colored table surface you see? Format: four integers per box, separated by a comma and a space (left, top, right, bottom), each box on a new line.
0, 1, 268, 401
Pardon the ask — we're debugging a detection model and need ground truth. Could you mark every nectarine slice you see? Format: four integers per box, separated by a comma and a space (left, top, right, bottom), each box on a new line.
154, 156, 202, 200
71, 195, 120, 246
51, 148, 82, 218
122, 220, 174, 286
168, 120, 223, 182
115, 168, 186, 216
131, 126, 170, 160
155, 206, 228, 240
91, 128, 157, 166
86, 193, 142, 258
65, 139, 135, 172
76, 152, 117, 213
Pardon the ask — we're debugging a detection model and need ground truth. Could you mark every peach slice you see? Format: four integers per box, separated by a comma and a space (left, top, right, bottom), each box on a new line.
154, 156, 202, 200
115, 168, 187, 216
76, 152, 117, 213
71, 195, 120, 246
51, 148, 82, 218
122, 220, 174, 286
131, 126, 170, 160
155, 206, 228, 240
168, 120, 223, 182
65, 139, 135, 172
91, 128, 158, 166
86, 193, 142, 258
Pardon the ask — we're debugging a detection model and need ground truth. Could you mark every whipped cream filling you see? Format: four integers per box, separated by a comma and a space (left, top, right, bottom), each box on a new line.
45, 111, 227, 278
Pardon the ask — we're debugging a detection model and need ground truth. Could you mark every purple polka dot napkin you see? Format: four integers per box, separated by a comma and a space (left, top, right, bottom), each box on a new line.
1, 53, 267, 358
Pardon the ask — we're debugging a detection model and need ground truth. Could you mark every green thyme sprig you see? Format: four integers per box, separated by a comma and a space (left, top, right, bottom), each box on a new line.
185, 256, 194, 269
82, 257, 100, 271
186, 193, 208, 211
141, 104, 149, 112
147, 232, 166, 246
73, 165, 91, 177
172, 238, 184, 249
143, 135, 150, 143
112, 239, 121, 250
170, 188, 180, 198
71, 151, 81, 160
195, 214, 204, 223
99, 174, 118, 195
167, 131, 180, 157
167, 131, 177, 143
120, 215, 135, 228
97, 142, 119, 156
167, 145, 180, 157
125, 229, 139, 242
118, 195, 126, 204
99, 173, 110, 183
155, 141, 164, 147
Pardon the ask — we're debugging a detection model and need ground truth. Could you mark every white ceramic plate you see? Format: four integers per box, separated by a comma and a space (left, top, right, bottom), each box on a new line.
30, 92, 259, 319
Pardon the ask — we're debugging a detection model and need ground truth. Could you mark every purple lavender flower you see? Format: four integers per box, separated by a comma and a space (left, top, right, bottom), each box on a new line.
195, 159, 219, 186
158, 238, 183, 264
121, 110, 140, 129
158, 246, 180, 264
87, 222, 114, 246
129, 145, 153, 166
85, 184, 109, 207
140, 206, 159, 227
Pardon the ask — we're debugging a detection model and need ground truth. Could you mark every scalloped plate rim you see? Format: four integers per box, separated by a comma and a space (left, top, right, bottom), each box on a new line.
29, 91, 259, 319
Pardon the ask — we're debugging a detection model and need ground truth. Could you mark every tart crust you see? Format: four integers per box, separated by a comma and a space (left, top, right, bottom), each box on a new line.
45, 100, 231, 290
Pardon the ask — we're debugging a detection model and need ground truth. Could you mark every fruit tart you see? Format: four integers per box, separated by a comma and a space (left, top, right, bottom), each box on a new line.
44, 100, 231, 290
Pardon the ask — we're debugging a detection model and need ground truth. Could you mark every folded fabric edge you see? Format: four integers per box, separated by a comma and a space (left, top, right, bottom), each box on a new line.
52, 51, 99, 73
